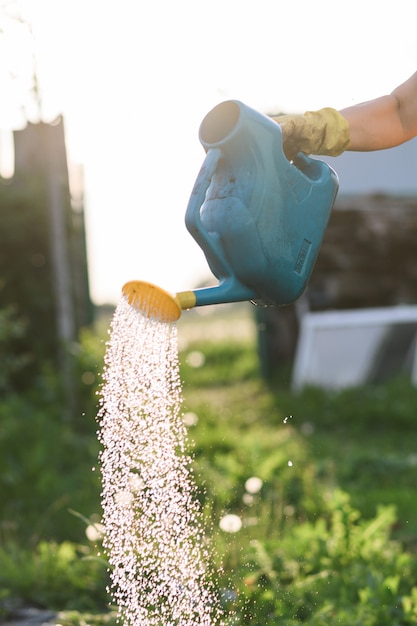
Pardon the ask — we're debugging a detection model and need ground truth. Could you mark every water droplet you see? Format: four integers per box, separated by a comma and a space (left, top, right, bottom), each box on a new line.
97, 298, 221, 625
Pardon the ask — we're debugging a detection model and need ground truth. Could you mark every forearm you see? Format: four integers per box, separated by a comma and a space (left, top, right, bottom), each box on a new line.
272, 72, 417, 158
340, 96, 404, 151
341, 73, 417, 151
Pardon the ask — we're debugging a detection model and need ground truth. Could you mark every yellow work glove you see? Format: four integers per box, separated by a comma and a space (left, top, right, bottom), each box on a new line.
271, 108, 350, 161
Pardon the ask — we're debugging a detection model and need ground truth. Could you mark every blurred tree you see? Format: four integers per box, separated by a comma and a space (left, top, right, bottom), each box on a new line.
0, 177, 56, 386
1, 121, 92, 415
0, 3, 92, 411
0, 166, 93, 400
0, 304, 30, 392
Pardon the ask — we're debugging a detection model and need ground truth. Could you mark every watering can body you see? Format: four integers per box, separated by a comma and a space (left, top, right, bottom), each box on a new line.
185, 100, 339, 308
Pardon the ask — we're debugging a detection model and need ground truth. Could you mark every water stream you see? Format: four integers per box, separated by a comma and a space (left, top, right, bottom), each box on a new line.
97, 297, 222, 625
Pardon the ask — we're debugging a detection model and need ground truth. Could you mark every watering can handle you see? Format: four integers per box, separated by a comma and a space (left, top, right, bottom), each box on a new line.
185, 148, 223, 256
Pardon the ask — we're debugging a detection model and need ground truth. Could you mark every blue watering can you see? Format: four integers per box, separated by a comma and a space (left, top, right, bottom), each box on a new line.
123, 100, 339, 322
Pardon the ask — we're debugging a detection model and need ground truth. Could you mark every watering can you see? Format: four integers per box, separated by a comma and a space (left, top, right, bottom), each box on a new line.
123, 100, 339, 321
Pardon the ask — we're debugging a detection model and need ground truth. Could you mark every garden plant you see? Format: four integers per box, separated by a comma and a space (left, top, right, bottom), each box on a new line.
1, 307, 417, 625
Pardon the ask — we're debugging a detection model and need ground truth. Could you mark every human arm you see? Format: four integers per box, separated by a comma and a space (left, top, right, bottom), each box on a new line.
341, 71, 417, 150
271, 72, 417, 158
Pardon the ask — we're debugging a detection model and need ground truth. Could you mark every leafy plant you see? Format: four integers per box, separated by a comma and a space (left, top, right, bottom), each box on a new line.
232, 491, 416, 624
0, 305, 30, 392
0, 540, 110, 612
0, 382, 102, 545
1, 313, 417, 624
179, 332, 417, 625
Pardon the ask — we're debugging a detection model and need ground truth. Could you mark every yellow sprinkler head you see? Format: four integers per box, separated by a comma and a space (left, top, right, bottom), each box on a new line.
122, 281, 182, 323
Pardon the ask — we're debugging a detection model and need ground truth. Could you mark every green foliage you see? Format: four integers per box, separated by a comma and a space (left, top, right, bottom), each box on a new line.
0, 173, 92, 392
50, 611, 118, 626
275, 376, 417, 433
181, 340, 260, 387
72, 322, 108, 424
0, 540, 109, 612
0, 178, 57, 387
1, 315, 417, 624
0, 322, 106, 545
0, 305, 30, 392
227, 492, 417, 624
180, 333, 417, 625
0, 390, 102, 544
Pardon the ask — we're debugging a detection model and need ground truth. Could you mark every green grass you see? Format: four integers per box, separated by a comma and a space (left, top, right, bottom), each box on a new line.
180, 328, 417, 624
1, 310, 417, 624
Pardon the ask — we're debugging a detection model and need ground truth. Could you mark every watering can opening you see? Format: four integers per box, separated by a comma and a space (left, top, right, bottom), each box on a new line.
199, 101, 240, 145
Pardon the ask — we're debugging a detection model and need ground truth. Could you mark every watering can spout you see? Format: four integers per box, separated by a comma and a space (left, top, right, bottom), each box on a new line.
122, 279, 258, 323
122, 281, 194, 322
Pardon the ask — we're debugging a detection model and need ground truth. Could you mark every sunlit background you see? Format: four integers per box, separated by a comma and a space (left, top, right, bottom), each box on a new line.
1, 0, 416, 304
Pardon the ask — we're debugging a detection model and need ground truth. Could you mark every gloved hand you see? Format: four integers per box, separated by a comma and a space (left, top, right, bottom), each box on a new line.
271, 108, 350, 161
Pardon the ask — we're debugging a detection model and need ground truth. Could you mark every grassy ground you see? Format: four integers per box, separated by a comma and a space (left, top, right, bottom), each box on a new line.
178, 305, 417, 623
2, 303, 417, 624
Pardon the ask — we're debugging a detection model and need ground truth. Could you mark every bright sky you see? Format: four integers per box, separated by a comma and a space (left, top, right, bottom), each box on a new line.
1, 0, 416, 304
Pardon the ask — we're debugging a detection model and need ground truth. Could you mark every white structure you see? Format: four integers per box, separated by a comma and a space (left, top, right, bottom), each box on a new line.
292, 305, 417, 391
292, 141, 417, 390
322, 137, 417, 196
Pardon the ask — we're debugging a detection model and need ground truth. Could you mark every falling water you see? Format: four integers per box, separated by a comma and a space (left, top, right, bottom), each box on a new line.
97, 297, 221, 626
